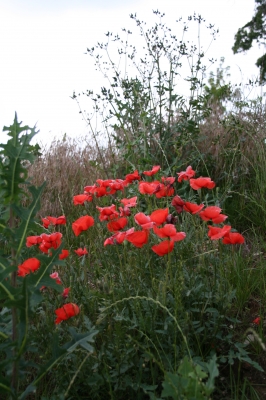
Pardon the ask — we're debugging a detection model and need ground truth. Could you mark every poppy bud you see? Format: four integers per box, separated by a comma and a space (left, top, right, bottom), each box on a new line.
166, 214, 178, 224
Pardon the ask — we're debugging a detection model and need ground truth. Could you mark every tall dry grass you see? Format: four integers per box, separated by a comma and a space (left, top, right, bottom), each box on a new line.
28, 135, 116, 217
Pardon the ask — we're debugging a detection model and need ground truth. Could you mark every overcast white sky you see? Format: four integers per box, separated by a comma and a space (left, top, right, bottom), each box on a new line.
0, 0, 262, 146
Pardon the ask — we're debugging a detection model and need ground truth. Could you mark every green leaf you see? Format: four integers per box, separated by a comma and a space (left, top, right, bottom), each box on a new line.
67, 326, 99, 353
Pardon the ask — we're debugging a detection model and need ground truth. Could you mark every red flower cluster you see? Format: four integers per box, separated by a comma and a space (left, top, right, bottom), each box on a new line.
26, 232, 62, 254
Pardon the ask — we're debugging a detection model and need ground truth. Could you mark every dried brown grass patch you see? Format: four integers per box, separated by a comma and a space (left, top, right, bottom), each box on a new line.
28, 135, 116, 217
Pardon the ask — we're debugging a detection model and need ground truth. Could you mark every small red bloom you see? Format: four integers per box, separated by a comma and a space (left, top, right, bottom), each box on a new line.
150, 208, 169, 225
154, 183, 174, 199
183, 202, 204, 214
107, 217, 128, 232
153, 225, 186, 242
26, 235, 42, 247
62, 287, 70, 299
72, 215, 94, 236
139, 181, 160, 195
161, 176, 175, 185
199, 206, 228, 224
73, 194, 93, 205
119, 206, 131, 217
54, 303, 80, 324
152, 240, 174, 256
108, 179, 125, 192
177, 166, 196, 182
172, 195, 185, 214
222, 232, 245, 244
96, 204, 119, 221
143, 165, 161, 176
94, 186, 108, 197
208, 225, 232, 240
84, 184, 97, 194
126, 230, 149, 248
135, 212, 150, 224
59, 249, 69, 260
124, 170, 141, 184
74, 247, 88, 256
253, 317, 261, 325
104, 228, 135, 246
50, 272, 62, 285
18, 258, 41, 277
120, 196, 137, 208
190, 177, 215, 190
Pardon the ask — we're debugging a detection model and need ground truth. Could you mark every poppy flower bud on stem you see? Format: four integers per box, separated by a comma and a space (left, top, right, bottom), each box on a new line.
166, 214, 178, 224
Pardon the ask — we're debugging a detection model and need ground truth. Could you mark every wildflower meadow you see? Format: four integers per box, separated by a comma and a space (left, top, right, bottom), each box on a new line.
2, 10, 266, 400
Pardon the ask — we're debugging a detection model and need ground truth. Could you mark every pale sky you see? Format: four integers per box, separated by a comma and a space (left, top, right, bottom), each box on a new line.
0, 0, 261, 146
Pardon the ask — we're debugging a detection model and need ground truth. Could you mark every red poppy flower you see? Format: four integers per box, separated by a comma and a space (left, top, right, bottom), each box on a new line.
72, 215, 94, 236
177, 165, 196, 182
126, 230, 149, 248
107, 217, 128, 232
119, 206, 131, 217
26, 235, 42, 247
161, 176, 175, 185
143, 165, 161, 176
84, 184, 97, 194
135, 212, 151, 226
172, 195, 185, 214
54, 303, 80, 324
139, 181, 160, 195
74, 247, 88, 256
50, 272, 62, 285
120, 196, 137, 208
62, 287, 70, 299
154, 183, 174, 198
73, 194, 93, 205
124, 170, 141, 184
153, 225, 186, 242
18, 258, 41, 277
150, 208, 169, 225
104, 228, 135, 246
199, 206, 228, 224
42, 217, 57, 228
152, 240, 175, 256
222, 232, 245, 244
108, 179, 125, 192
183, 202, 204, 214
96, 204, 119, 221
190, 177, 216, 190
94, 186, 108, 197
208, 225, 232, 240
59, 249, 69, 260
253, 317, 261, 325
